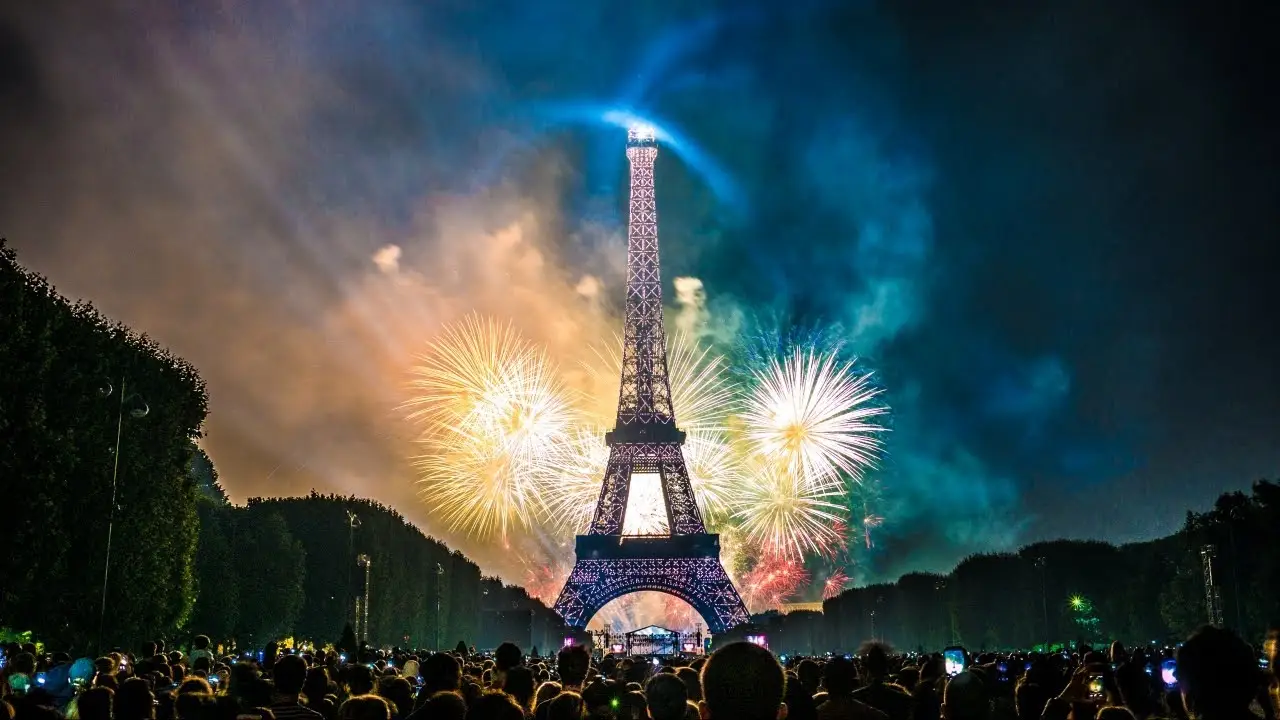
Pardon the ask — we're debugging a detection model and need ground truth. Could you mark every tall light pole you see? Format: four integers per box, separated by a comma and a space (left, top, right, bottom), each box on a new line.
346, 510, 360, 629
1034, 556, 1049, 646
98, 377, 149, 653
435, 563, 445, 651
357, 554, 372, 644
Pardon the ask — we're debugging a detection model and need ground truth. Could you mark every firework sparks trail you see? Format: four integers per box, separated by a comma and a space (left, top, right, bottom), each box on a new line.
823, 569, 851, 600
741, 349, 887, 490
404, 315, 575, 541
522, 559, 570, 604
731, 463, 847, 561
541, 426, 741, 534
862, 512, 885, 549
541, 426, 612, 534
589, 330, 735, 432
740, 558, 810, 612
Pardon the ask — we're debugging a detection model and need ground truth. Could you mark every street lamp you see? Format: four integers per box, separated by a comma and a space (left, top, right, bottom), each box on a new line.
1034, 556, 1049, 646
98, 377, 149, 652
357, 553, 372, 644
346, 510, 360, 628
435, 563, 445, 651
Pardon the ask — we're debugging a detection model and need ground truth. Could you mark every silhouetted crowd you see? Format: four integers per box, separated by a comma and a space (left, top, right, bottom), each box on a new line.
2, 625, 1277, 720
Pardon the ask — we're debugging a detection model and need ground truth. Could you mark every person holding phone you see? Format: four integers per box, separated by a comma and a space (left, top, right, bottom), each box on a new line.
1041, 665, 1109, 720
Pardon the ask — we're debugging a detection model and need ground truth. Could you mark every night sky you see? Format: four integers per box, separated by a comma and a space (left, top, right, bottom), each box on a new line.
2, 0, 1277, 583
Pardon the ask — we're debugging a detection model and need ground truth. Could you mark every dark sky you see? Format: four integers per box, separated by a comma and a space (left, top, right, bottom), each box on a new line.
2, 0, 1277, 582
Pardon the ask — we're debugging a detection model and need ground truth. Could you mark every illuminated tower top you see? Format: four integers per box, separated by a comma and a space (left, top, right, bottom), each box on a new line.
609, 123, 681, 445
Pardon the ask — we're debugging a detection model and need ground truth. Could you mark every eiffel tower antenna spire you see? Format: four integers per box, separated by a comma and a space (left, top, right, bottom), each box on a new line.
552, 123, 749, 634
612, 123, 680, 438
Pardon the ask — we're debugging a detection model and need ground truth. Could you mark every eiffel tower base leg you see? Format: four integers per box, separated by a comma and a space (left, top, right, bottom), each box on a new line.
553, 553, 749, 634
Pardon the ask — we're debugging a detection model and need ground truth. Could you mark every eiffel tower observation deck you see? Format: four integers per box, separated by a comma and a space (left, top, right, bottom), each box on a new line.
551, 124, 749, 634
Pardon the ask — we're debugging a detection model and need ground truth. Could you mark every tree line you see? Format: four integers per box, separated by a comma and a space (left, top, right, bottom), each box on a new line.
0, 240, 567, 653
741, 480, 1280, 656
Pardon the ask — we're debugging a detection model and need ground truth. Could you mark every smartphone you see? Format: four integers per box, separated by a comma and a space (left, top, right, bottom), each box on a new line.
1086, 674, 1104, 700
943, 647, 966, 677
1160, 658, 1177, 688
1260, 658, 1270, 670
209, 675, 220, 686
35, 672, 48, 687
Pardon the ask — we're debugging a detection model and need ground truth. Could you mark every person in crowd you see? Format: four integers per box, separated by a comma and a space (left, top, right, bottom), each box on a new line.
501, 667, 535, 715
675, 669, 701, 705
347, 667, 377, 699
853, 644, 914, 720
340, 696, 392, 720
1177, 625, 1261, 720
377, 678, 415, 720
272, 655, 324, 720
1012, 681, 1049, 720
174, 692, 219, 720
492, 645, 523, 691
1097, 708, 1137, 720
177, 677, 213, 696
532, 682, 561, 716
540, 692, 585, 720
645, 673, 688, 720
819, 656, 887, 720
416, 655, 464, 708
78, 686, 115, 720
188, 638, 214, 669
303, 668, 337, 720
785, 673, 819, 720
698, 642, 785, 720
797, 660, 822, 698
462, 692, 523, 720
941, 672, 990, 720
412, 692, 467, 720
554, 648, 591, 694
115, 677, 157, 720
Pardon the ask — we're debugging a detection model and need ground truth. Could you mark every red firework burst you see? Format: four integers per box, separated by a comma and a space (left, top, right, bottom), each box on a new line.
823, 569, 850, 599
740, 559, 809, 612
522, 561, 568, 604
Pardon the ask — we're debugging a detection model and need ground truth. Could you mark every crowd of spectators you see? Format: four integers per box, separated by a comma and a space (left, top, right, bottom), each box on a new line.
1, 625, 1276, 720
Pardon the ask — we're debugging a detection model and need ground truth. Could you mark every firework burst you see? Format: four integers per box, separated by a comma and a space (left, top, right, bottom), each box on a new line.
731, 463, 847, 561
740, 558, 810, 612
823, 569, 850, 600
741, 348, 887, 489
404, 315, 575, 541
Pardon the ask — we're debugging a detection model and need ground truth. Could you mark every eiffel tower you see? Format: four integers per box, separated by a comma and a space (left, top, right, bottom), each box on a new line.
552, 125, 749, 634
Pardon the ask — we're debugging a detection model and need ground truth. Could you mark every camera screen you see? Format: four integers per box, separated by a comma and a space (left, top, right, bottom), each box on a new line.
943, 649, 965, 676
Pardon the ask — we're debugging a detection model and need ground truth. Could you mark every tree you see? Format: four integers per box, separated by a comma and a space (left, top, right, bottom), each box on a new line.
0, 240, 207, 650
189, 443, 229, 505
232, 508, 305, 647
188, 498, 239, 641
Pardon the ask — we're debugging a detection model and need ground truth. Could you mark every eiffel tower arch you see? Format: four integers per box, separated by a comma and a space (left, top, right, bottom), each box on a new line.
552, 125, 749, 634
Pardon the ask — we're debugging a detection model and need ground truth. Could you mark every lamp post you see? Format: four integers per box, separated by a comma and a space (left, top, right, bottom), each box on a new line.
98, 377, 149, 653
1034, 557, 1049, 646
346, 510, 360, 628
357, 554, 372, 644
435, 563, 445, 651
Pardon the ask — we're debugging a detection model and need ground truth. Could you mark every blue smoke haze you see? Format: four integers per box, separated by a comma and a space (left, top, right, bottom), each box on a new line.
3, 0, 1277, 582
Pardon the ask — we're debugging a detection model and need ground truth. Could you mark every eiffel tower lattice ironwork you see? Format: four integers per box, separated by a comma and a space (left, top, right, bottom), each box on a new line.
552, 125, 749, 634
